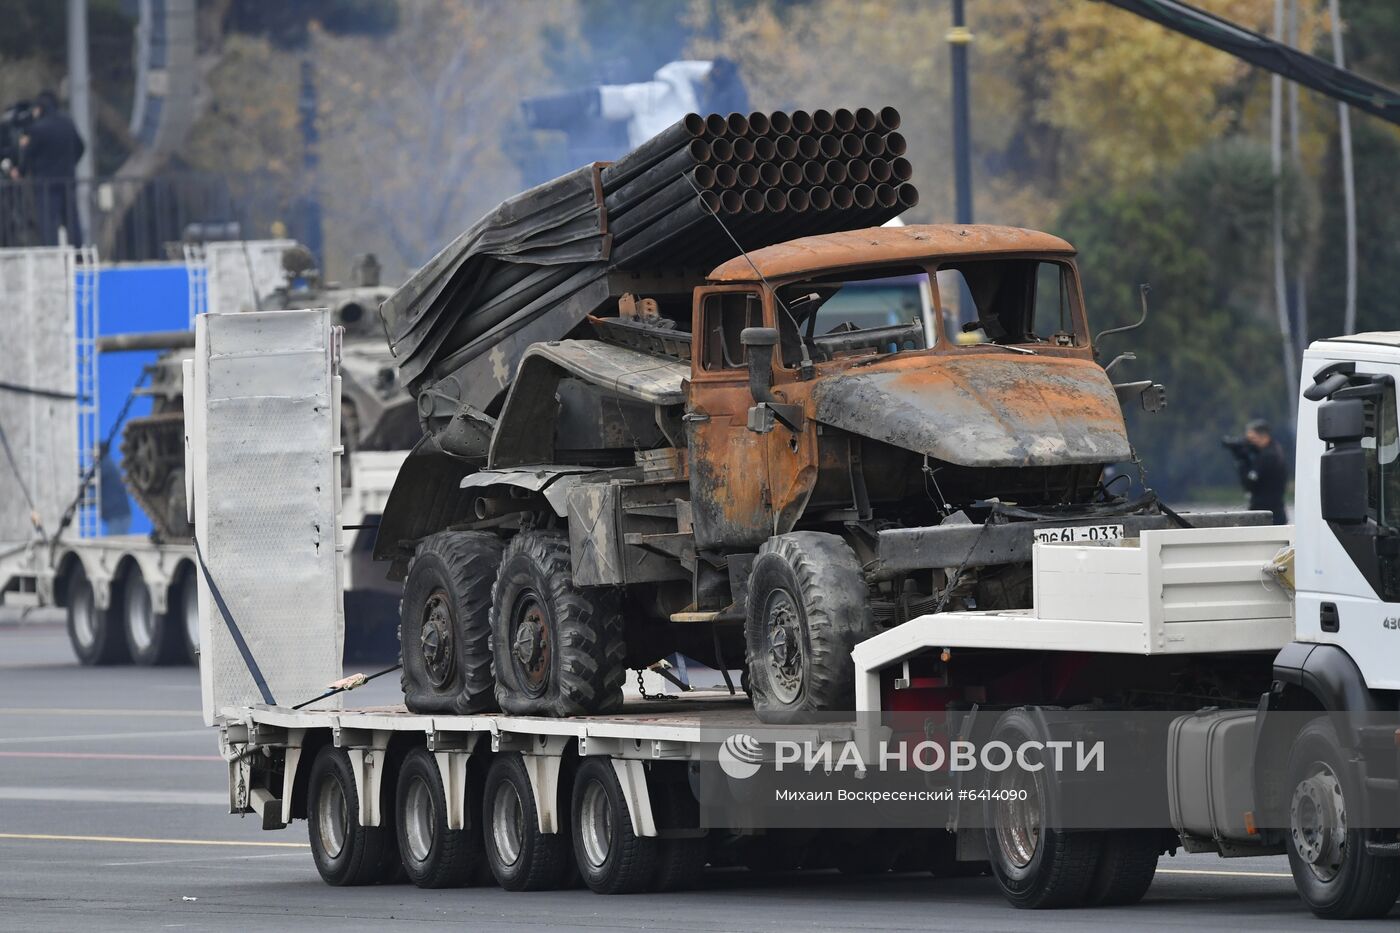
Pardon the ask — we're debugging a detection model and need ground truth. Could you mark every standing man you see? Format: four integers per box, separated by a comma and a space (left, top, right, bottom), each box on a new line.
11, 91, 85, 245
1226, 418, 1289, 524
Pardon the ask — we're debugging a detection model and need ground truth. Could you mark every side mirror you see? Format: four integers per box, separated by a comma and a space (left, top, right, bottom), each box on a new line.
1317, 398, 1365, 443
740, 327, 779, 404
1320, 446, 1368, 524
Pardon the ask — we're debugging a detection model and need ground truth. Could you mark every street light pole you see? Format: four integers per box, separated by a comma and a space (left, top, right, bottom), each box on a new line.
949, 0, 973, 226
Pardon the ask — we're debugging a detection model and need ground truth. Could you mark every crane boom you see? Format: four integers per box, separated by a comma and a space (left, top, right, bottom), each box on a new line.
1098, 0, 1400, 126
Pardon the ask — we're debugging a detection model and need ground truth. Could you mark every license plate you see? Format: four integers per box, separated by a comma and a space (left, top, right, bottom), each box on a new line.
1033, 523, 1125, 545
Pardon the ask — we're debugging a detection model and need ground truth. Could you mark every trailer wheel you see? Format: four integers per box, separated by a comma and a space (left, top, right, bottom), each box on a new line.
395, 746, 481, 888
491, 532, 625, 717
400, 532, 504, 715
118, 565, 182, 666
482, 752, 571, 891
569, 757, 657, 894
745, 532, 872, 721
1286, 718, 1400, 919
651, 779, 707, 892
1085, 831, 1158, 906
307, 746, 401, 886
172, 566, 200, 666
65, 563, 128, 666
984, 709, 1101, 909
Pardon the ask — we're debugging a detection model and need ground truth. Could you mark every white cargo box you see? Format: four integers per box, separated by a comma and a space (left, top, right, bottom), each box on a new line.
1032, 525, 1294, 636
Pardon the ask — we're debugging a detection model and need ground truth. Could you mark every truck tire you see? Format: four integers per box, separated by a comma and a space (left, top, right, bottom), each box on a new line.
571, 757, 658, 894
395, 746, 481, 888
482, 752, 571, 891
984, 708, 1101, 909
117, 565, 183, 666
491, 532, 625, 717
1085, 831, 1158, 906
1285, 717, 1400, 919
307, 746, 402, 886
650, 779, 707, 892
65, 563, 128, 666
400, 532, 504, 715
744, 532, 873, 721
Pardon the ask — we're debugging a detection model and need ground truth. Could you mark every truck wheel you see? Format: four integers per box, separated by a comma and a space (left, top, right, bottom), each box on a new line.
650, 780, 706, 892
984, 709, 1101, 909
395, 746, 481, 888
65, 563, 128, 666
571, 757, 658, 894
1286, 718, 1400, 919
118, 565, 182, 666
745, 532, 872, 721
1085, 831, 1158, 906
491, 532, 625, 717
400, 532, 504, 715
482, 752, 571, 891
307, 746, 401, 886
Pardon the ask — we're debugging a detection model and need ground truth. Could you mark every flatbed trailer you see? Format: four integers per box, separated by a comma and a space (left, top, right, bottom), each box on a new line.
0, 446, 405, 666
197, 309, 1399, 917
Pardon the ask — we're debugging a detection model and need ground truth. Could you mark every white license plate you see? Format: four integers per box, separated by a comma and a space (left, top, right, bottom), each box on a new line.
1033, 523, 1125, 545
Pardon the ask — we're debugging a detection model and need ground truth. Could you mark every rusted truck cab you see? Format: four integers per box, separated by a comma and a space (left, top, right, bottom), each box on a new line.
685, 225, 1131, 555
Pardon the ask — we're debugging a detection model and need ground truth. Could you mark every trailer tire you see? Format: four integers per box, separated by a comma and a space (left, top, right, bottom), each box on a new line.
482, 753, 571, 891
171, 565, 200, 665
984, 709, 1101, 909
395, 747, 481, 888
307, 747, 400, 886
65, 563, 128, 666
400, 532, 504, 715
745, 532, 872, 722
1085, 831, 1158, 906
651, 780, 707, 892
1286, 717, 1400, 919
570, 757, 657, 894
491, 532, 625, 717
118, 565, 183, 666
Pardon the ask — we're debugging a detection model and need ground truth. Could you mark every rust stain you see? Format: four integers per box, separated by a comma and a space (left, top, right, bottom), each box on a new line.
707, 224, 1075, 283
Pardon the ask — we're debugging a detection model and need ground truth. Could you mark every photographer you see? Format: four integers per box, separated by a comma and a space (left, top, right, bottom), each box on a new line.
9, 90, 85, 245
1223, 419, 1289, 524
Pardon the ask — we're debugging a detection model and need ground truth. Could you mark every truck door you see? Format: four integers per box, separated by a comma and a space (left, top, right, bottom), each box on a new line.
686, 288, 773, 549
1298, 356, 1400, 691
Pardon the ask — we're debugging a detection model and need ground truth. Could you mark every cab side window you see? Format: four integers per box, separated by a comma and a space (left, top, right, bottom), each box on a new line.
700, 291, 761, 371
1363, 387, 1400, 599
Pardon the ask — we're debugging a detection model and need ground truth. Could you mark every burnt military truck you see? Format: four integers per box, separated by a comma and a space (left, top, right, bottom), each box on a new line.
373, 109, 1255, 723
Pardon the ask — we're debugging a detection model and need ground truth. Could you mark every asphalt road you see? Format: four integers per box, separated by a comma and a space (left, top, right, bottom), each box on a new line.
0, 615, 1395, 932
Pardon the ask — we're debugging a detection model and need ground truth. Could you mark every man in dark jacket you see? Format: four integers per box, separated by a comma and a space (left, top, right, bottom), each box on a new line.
1230, 418, 1289, 524
10, 91, 85, 245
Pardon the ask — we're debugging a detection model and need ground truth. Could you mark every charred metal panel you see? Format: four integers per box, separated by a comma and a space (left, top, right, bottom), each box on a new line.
568, 483, 624, 585
370, 440, 476, 571
686, 380, 774, 550
488, 341, 685, 469
811, 354, 1131, 469
567, 481, 691, 586
867, 510, 1272, 581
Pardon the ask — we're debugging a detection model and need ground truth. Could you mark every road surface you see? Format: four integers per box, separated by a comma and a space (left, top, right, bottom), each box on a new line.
0, 615, 1394, 931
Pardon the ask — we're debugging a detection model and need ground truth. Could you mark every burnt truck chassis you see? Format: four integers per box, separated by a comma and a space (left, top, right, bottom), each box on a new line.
375, 224, 1267, 724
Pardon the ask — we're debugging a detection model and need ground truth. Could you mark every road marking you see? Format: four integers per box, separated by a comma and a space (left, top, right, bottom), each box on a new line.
102, 852, 305, 867
1157, 867, 1293, 879
0, 728, 208, 745
0, 787, 227, 806
0, 832, 307, 849
0, 750, 221, 762
0, 707, 200, 718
